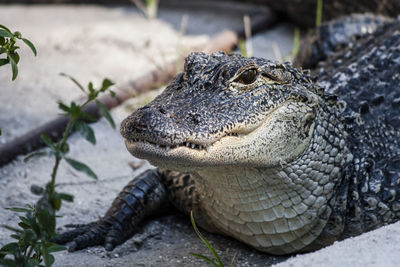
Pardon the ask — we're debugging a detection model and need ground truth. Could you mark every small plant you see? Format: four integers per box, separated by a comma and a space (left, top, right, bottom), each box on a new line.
0, 24, 37, 81
0, 24, 36, 136
316, 0, 323, 27
239, 15, 253, 58
291, 27, 301, 60
190, 212, 236, 267
0, 75, 115, 267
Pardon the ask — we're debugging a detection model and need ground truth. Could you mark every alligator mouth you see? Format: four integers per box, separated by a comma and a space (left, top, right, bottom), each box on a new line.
127, 132, 243, 152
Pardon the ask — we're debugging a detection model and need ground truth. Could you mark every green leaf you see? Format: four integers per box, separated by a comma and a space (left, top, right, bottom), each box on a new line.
80, 112, 96, 122
100, 78, 114, 92
47, 243, 66, 253
18, 222, 30, 229
36, 198, 56, 237
42, 244, 54, 267
58, 101, 71, 114
8, 53, 18, 81
25, 213, 40, 236
57, 192, 74, 202
5, 207, 32, 213
65, 157, 98, 179
0, 58, 8, 66
21, 229, 35, 246
190, 253, 219, 267
8, 52, 20, 64
24, 151, 48, 163
19, 215, 33, 227
10, 234, 20, 240
190, 211, 224, 267
88, 81, 95, 93
2, 225, 23, 233
50, 194, 62, 210
109, 90, 116, 98
0, 24, 12, 34
60, 73, 86, 93
40, 134, 54, 148
0, 242, 19, 254
75, 120, 96, 144
96, 100, 115, 129
0, 29, 13, 38
22, 38, 37, 56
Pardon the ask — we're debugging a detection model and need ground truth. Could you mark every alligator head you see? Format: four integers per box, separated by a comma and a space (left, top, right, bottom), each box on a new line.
121, 52, 323, 170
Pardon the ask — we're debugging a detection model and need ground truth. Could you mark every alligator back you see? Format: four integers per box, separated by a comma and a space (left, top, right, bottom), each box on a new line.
316, 19, 400, 238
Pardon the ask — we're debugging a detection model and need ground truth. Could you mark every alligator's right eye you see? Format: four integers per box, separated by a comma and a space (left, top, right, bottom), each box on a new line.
235, 68, 258, 85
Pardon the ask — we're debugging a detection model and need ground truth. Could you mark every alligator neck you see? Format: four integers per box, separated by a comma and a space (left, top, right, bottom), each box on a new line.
194, 104, 353, 254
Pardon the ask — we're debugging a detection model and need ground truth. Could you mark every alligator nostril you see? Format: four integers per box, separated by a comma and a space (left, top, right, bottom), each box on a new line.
159, 108, 166, 114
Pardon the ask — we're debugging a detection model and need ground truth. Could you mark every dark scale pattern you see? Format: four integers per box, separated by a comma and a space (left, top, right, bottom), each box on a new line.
315, 19, 400, 238
294, 14, 394, 68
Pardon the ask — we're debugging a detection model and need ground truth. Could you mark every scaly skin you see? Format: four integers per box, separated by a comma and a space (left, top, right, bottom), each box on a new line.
56, 17, 400, 255
293, 14, 394, 68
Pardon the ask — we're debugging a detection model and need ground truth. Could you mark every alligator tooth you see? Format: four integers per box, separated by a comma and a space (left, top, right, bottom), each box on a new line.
156, 144, 160, 148
166, 146, 170, 151
198, 145, 202, 150
186, 142, 190, 147
206, 145, 210, 152
191, 143, 196, 149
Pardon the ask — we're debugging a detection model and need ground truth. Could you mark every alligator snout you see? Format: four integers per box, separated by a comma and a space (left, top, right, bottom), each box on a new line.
120, 106, 189, 146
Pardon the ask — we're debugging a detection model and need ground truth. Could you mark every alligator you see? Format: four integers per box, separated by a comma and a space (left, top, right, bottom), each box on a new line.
55, 16, 400, 255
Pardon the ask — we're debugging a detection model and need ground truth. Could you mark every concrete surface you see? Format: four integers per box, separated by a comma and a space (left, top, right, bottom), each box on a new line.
1, 3, 398, 267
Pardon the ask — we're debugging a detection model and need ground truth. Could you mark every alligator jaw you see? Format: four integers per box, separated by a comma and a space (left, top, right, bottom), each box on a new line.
124, 133, 248, 169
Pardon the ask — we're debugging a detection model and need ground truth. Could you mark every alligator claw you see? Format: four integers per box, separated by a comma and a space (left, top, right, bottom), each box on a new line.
53, 220, 111, 251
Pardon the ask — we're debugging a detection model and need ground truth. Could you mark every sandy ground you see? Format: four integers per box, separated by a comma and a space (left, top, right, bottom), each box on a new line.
1, 3, 398, 267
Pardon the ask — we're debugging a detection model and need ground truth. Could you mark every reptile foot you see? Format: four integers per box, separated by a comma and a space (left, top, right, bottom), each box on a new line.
54, 219, 125, 251
53, 170, 168, 252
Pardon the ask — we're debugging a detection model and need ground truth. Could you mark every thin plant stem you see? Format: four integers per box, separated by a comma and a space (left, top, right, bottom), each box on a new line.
316, 0, 323, 26
49, 99, 90, 190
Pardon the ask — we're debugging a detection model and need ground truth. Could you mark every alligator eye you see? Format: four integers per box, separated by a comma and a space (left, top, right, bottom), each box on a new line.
236, 69, 258, 85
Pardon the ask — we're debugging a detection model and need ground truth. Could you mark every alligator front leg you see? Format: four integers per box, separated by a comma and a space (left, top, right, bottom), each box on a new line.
54, 169, 167, 251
